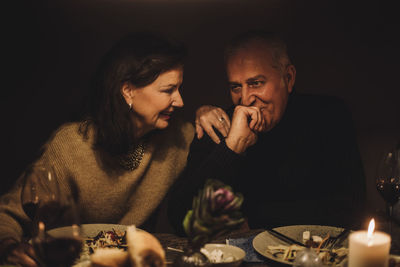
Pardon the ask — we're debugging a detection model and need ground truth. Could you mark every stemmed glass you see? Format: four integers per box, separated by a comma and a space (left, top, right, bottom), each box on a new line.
21, 163, 82, 267
375, 142, 400, 237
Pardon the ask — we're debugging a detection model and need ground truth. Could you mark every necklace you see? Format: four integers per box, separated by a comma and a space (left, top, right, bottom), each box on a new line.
119, 140, 146, 171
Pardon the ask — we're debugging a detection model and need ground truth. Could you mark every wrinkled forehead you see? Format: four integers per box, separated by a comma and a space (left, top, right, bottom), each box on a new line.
226, 45, 278, 80
226, 42, 277, 71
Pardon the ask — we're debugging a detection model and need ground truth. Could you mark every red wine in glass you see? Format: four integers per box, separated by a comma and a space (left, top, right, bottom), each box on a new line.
33, 232, 82, 267
31, 205, 82, 267
376, 143, 400, 237
376, 178, 400, 206
22, 201, 38, 221
21, 163, 83, 266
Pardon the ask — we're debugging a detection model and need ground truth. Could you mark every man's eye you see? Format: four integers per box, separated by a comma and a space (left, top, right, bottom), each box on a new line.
230, 85, 241, 93
248, 80, 265, 88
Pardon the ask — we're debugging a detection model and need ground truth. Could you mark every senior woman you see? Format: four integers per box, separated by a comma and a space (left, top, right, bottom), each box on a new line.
0, 32, 194, 266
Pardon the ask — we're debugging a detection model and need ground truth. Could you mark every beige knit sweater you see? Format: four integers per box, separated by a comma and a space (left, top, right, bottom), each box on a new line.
0, 118, 194, 242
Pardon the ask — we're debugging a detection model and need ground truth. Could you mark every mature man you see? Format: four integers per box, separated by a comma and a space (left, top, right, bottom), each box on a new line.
168, 31, 366, 235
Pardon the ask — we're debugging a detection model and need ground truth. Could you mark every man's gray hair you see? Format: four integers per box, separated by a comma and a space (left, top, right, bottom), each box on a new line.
224, 30, 292, 73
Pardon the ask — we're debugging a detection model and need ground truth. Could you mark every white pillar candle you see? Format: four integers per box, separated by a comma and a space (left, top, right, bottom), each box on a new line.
348, 219, 391, 267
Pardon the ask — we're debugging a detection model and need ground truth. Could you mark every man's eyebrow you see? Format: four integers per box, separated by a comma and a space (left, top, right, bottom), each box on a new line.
246, 75, 266, 83
228, 81, 241, 86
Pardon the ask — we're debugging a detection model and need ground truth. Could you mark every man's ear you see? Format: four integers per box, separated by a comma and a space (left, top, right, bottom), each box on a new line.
121, 82, 133, 104
286, 64, 296, 93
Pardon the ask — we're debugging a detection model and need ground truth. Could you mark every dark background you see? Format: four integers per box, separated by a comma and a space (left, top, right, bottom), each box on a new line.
2, 0, 400, 217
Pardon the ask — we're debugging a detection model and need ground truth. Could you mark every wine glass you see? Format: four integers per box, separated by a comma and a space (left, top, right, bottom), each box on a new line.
21, 163, 82, 267
375, 142, 400, 236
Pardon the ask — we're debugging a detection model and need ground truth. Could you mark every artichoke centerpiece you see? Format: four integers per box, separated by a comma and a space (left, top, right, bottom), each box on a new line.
176, 179, 245, 266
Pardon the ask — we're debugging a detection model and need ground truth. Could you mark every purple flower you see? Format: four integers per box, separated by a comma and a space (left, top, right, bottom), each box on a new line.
183, 179, 244, 249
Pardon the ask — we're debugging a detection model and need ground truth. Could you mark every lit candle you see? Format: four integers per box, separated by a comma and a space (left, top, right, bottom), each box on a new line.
349, 219, 391, 267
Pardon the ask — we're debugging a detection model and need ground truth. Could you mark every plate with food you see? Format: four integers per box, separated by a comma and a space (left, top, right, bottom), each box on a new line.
46, 224, 129, 266
252, 225, 350, 266
47, 224, 165, 267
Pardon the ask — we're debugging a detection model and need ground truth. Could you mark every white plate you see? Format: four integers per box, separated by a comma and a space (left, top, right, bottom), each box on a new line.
47, 223, 130, 238
252, 225, 348, 266
47, 224, 133, 267
202, 243, 246, 267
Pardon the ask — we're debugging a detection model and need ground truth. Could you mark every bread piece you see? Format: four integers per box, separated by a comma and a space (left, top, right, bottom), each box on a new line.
90, 247, 129, 267
126, 225, 166, 267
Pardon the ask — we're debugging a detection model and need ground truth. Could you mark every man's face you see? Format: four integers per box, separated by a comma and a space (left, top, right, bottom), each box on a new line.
226, 42, 295, 132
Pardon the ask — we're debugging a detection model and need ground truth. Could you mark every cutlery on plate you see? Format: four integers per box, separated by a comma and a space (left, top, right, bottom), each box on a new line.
322, 228, 350, 249
267, 229, 305, 247
167, 247, 184, 253
330, 229, 350, 249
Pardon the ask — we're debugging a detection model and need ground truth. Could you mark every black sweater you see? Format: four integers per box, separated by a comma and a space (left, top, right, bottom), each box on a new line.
168, 93, 366, 236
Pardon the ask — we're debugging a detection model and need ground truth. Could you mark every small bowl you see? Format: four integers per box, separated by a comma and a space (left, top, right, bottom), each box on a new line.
201, 243, 246, 267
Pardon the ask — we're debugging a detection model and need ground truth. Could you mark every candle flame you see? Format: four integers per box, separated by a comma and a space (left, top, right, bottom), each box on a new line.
367, 218, 375, 239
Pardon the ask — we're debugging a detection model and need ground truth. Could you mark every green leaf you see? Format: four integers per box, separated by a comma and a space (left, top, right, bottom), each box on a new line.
183, 210, 193, 236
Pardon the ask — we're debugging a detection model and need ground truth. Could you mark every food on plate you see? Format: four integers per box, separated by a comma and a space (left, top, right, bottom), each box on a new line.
266, 244, 347, 265
303, 232, 324, 248
266, 230, 348, 265
86, 229, 127, 254
90, 248, 129, 267
311, 235, 323, 244
200, 248, 236, 263
302, 231, 310, 243
80, 226, 165, 267
126, 225, 166, 267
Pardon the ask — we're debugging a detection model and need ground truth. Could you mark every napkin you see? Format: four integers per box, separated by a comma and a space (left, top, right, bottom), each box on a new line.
226, 235, 266, 263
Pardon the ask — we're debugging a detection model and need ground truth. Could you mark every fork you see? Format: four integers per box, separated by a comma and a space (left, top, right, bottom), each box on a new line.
321, 229, 350, 250
321, 229, 350, 251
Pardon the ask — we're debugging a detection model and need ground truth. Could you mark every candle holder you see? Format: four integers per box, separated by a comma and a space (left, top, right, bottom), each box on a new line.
348, 219, 391, 267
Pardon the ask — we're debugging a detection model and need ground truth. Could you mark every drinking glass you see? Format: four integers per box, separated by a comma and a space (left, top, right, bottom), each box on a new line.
21, 163, 82, 267
375, 142, 400, 236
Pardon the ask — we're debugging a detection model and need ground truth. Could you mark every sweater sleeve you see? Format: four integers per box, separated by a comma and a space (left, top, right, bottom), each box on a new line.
167, 133, 244, 236
0, 124, 76, 243
0, 176, 29, 242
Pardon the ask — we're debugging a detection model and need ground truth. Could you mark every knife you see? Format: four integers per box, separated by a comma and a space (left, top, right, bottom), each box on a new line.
267, 229, 306, 247
331, 228, 351, 249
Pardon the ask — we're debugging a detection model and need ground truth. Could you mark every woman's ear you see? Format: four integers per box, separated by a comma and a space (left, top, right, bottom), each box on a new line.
121, 82, 133, 105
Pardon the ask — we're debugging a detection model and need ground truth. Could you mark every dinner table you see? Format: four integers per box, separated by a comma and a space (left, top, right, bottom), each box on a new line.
155, 215, 400, 267
0, 216, 399, 267
155, 228, 279, 267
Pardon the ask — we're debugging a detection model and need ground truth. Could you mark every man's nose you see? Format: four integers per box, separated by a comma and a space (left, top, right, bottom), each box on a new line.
240, 87, 256, 106
172, 91, 184, 107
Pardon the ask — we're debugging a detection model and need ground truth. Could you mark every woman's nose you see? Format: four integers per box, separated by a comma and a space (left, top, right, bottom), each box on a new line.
173, 91, 184, 107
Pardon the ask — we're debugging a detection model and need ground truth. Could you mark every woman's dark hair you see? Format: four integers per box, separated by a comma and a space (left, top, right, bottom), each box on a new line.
80, 32, 186, 157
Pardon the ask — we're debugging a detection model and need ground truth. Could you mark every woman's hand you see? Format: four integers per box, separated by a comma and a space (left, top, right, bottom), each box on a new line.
0, 238, 38, 267
195, 105, 231, 144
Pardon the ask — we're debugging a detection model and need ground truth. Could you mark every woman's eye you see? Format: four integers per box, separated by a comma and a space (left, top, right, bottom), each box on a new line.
162, 87, 174, 94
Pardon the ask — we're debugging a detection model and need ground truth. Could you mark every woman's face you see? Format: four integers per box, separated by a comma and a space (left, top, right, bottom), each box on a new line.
124, 67, 184, 137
